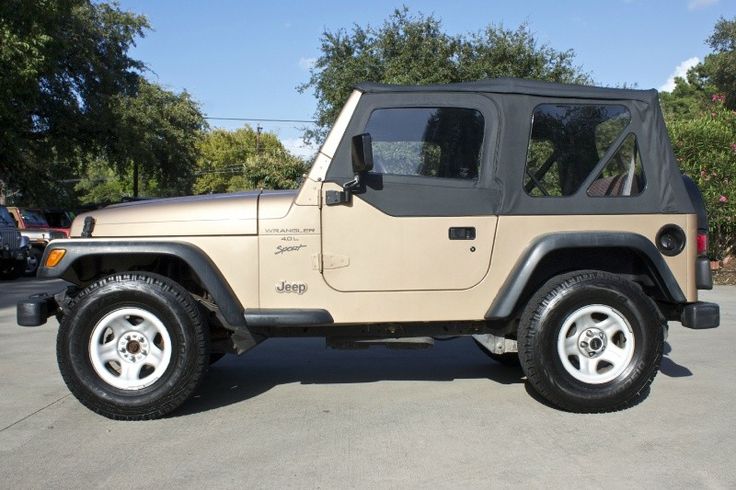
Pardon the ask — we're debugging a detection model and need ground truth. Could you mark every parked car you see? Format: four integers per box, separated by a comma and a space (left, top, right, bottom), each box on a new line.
8, 207, 67, 275
0, 205, 30, 280
19, 78, 719, 420
41, 209, 75, 237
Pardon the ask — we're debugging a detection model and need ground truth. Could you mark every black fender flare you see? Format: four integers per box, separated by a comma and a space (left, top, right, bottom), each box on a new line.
38, 240, 246, 328
485, 232, 686, 320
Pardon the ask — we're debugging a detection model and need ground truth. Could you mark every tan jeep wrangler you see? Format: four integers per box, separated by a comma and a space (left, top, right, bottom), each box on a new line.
18, 78, 720, 420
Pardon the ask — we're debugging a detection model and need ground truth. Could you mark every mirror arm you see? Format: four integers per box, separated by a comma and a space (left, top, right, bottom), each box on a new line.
343, 174, 362, 192
325, 173, 364, 206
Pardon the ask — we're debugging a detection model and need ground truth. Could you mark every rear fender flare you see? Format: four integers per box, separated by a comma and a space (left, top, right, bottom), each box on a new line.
485, 232, 686, 320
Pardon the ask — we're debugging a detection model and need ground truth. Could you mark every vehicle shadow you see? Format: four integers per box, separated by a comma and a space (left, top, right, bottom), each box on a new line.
659, 342, 693, 378
174, 337, 525, 417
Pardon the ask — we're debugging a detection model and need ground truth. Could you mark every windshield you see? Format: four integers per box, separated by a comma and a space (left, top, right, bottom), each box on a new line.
0, 207, 14, 226
44, 211, 73, 228
21, 209, 49, 227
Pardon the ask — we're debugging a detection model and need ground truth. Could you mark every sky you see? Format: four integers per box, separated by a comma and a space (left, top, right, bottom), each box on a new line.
116, 0, 736, 158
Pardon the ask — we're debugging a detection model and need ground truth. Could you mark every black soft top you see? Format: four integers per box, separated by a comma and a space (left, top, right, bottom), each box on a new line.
324, 78, 694, 216
356, 78, 658, 103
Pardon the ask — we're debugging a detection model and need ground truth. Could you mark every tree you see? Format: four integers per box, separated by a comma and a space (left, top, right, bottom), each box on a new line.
0, 0, 148, 202
74, 158, 133, 206
298, 7, 590, 144
702, 17, 736, 110
661, 16, 736, 117
194, 127, 308, 194
106, 80, 206, 198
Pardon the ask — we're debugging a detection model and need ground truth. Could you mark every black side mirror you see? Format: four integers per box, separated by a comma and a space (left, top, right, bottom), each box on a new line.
325, 133, 374, 206
351, 133, 374, 174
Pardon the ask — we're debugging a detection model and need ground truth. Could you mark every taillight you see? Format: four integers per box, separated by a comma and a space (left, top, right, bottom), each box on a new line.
697, 231, 708, 257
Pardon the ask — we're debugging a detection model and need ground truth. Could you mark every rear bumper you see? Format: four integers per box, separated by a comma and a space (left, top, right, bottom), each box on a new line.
681, 301, 720, 329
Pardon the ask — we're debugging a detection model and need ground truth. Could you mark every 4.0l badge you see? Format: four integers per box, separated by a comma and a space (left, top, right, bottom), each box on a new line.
275, 281, 308, 294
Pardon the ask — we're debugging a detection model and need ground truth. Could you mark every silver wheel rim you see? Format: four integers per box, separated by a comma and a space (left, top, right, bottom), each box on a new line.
88, 307, 172, 390
556, 304, 635, 384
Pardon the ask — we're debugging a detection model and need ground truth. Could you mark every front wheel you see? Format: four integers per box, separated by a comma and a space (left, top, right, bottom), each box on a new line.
57, 272, 209, 420
518, 271, 664, 412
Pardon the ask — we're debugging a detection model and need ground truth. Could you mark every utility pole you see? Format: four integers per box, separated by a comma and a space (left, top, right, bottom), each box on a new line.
133, 161, 139, 198
256, 125, 263, 155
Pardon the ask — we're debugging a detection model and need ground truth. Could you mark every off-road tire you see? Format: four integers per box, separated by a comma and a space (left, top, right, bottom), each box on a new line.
518, 271, 664, 412
57, 272, 209, 420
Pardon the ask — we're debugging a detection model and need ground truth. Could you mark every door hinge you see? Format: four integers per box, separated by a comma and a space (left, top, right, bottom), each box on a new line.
325, 190, 351, 206
312, 253, 350, 272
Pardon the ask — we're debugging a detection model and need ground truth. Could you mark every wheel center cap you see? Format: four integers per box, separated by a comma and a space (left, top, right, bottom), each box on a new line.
117, 332, 149, 363
578, 327, 607, 358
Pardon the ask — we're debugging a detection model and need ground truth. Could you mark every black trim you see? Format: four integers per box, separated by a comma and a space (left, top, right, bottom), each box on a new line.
695, 257, 713, 290
244, 308, 334, 327
356, 78, 657, 103
37, 240, 246, 327
485, 232, 687, 319
681, 301, 719, 329
682, 174, 708, 231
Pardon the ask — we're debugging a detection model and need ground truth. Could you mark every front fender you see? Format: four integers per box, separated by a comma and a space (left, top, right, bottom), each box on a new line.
38, 240, 245, 328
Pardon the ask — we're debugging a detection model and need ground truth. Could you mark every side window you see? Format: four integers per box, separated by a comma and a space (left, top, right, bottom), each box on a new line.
364, 107, 484, 180
524, 104, 631, 197
587, 134, 645, 197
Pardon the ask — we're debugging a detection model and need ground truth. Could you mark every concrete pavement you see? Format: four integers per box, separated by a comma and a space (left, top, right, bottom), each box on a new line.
0, 279, 734, 488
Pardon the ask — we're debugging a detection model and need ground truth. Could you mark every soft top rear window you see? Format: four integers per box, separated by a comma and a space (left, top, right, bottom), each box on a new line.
524, 104, 631, 197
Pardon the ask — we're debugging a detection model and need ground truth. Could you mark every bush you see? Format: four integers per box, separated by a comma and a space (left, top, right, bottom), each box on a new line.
667, 95, 736, 259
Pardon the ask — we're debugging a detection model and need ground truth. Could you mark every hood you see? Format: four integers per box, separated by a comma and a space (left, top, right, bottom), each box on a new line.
71, 190, 298, 237
71, 191, 261, 237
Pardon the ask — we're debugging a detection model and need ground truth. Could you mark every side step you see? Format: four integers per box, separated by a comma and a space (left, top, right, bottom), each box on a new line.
327, 336, 434, 350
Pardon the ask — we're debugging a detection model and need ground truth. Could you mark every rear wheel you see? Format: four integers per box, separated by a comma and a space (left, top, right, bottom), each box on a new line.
57, 272, 209, 420
518, 271, 663, 412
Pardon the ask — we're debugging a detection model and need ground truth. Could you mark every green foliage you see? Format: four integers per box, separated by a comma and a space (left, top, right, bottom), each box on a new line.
0, 0, 149, 201
106, 79, 207, 197
299, 7, 591, 144
660, 16, 736, 258
194, 127, 308, 194
703, 17, 736, 110
667, 99, 736, 258
661, 16, 736, 118
74, 159, 133, 205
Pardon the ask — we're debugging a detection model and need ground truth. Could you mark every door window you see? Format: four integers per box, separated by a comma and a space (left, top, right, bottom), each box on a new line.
364, 107, 484, 181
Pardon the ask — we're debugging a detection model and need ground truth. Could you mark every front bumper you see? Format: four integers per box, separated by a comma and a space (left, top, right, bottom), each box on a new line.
681, 301, 720, 329
17, 292, 62, 327
1, 248, 28, 261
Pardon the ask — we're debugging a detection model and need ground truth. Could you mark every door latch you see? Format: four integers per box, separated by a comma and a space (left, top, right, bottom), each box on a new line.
448, 227, 476, 240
